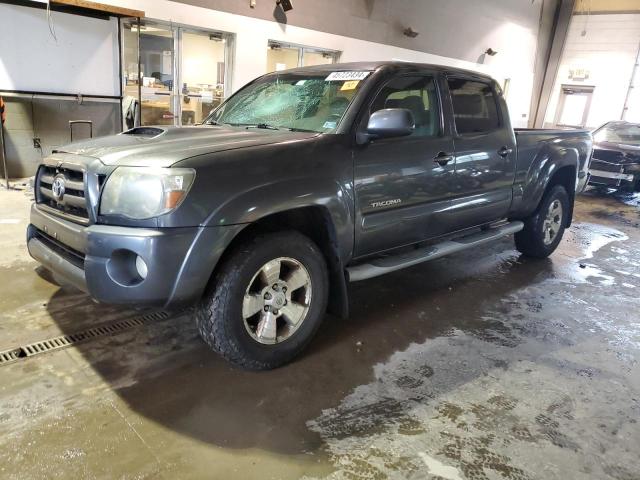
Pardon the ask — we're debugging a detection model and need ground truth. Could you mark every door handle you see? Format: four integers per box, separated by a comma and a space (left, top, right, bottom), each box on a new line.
434, 151, 454, 166
498, 146, 513, 158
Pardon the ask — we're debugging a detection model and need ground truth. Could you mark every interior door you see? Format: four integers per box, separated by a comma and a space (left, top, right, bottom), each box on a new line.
132, 23, 177, 126
354, 74, 456, 257
554, 85, 594, 128
180, 29, 227, 124
445, 77, 515, 229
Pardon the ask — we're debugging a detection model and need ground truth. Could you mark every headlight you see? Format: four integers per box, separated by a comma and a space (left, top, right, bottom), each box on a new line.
100, 167, 196, 219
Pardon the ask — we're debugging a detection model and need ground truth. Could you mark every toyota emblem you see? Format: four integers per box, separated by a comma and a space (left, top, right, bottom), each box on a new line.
51, 174, 66, 201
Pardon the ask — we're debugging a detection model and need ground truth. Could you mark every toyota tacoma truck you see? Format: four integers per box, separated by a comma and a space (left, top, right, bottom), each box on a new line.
27, 62, 592, 369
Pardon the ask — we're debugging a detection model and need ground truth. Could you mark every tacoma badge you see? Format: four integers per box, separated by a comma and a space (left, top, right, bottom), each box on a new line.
371, 199, 401, 208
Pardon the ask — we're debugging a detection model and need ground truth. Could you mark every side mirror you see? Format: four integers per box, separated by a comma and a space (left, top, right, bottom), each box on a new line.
357, 108, 415, 144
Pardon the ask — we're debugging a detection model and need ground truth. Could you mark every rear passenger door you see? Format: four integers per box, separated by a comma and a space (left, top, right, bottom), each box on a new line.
353, 74, 457, 257
445, 77, 516, 228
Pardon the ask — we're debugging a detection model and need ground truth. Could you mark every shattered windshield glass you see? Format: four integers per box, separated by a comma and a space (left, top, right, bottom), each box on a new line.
204, 72, 371, 133
594, 122, 640, 146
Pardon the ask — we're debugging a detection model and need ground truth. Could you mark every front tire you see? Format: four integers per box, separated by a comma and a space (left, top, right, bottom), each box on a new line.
515, 184, 569, 258
196, 231, 329, 370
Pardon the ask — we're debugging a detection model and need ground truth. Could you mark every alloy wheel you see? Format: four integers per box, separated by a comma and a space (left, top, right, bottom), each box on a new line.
241, 257, 312, 345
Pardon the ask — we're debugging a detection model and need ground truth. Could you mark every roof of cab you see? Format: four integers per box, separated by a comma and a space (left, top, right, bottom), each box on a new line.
273, 61, 495, 82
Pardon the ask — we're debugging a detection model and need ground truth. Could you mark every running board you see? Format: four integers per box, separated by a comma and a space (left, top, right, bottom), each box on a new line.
347, 221, 524, 282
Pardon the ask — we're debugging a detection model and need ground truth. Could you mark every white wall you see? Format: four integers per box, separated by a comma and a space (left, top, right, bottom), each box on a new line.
544, 14, 640, 128
82, 0, 536, 128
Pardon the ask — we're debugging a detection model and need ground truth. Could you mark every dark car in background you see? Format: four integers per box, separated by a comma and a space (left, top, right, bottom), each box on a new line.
589, 121, 640, 192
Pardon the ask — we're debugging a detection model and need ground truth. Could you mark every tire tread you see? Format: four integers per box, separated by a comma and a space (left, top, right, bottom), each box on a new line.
196, 232, 327, 370
515, 184, 569, 258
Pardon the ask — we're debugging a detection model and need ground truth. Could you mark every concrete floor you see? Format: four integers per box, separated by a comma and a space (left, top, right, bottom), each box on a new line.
0, 186, 639, 480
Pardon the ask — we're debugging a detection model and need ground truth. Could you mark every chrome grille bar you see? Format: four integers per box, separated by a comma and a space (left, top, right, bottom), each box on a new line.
36, 164, 89, 223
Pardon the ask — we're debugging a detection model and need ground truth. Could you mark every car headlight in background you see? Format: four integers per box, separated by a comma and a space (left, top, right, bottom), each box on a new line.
100, 167, 196, 219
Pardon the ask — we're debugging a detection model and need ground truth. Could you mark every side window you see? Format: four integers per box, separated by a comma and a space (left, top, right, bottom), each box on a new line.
447, 78, 500, 134
369, 76, 440, 137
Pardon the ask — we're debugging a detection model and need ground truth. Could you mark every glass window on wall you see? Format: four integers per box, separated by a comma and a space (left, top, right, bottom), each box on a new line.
267, 43, 300, 72
121, 21, 176, 127
140, 24, 176, 126
121, 20, 232, 128
181, 31, 227, 124
302, 50, 336, 67
266, 41, 338, 73
122, 20, 141, 129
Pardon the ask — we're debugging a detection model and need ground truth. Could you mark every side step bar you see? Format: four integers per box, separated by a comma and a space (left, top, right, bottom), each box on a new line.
347, 221, 524, 282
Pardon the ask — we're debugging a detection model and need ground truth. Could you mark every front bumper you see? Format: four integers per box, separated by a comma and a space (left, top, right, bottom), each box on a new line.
589, 169, 635, 183
27, 204, 243, 307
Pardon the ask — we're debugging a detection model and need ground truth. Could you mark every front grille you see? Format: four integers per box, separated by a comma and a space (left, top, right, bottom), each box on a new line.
37, 165, 89, 222
592, 149, 624, 163
32, 229, 85, 269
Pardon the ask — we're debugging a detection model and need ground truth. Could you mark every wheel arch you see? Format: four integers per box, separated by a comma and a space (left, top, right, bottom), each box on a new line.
515, 144, 579, 226
545, 164, 577, 227
207, 205, 350, 319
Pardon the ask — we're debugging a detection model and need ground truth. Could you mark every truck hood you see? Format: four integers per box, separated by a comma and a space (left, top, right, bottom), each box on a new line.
54, 125, 319, 167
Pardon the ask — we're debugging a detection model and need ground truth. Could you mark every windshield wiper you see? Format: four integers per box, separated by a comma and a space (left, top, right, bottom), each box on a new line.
243, 123, 280, 130
216, 123, 316, 132
286, 127, 317, 133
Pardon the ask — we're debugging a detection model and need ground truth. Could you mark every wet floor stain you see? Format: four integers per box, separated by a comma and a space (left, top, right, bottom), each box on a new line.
304, 221, 640, 480
1, 190, 640, 479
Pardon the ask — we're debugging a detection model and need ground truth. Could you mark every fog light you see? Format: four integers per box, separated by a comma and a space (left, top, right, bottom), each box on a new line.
135, 255, 148, 280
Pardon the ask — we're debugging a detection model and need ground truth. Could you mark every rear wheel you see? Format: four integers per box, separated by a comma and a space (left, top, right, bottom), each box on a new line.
196, 231, 329, 370
515, 184, 569, 258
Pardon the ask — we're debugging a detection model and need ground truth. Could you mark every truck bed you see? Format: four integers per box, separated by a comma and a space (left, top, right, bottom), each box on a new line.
514, 128, 591, 135
513, 127, 593, 199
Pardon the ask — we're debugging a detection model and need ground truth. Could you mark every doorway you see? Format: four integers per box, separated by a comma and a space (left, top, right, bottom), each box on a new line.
554, 85, 594, 128
121, 20, 234, 127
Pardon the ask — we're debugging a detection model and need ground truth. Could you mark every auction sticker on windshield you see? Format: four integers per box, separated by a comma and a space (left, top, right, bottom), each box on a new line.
340, 80, 360, 91
325, 71, 371, 81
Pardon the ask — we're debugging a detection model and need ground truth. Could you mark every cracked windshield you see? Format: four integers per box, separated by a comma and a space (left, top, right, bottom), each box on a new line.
206, 72, 370, 132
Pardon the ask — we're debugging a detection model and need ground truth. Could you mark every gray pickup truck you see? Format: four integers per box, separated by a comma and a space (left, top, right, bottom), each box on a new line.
27, 62, 592, 369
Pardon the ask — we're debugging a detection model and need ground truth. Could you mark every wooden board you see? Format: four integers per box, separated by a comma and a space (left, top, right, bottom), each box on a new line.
52, 0, 144, 18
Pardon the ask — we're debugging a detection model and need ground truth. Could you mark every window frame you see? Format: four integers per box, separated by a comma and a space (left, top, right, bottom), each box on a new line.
120, 18, 235, 128
444, 74, 504, 137
266, 40, 341, 71
357, 72, 445, 142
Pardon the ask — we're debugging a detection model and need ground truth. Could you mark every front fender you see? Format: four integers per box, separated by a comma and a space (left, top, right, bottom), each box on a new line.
202, 178, 355, 261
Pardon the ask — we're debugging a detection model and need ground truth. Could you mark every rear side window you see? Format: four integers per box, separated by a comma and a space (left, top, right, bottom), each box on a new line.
448, 79, 500, 134
369, 76, 440, 137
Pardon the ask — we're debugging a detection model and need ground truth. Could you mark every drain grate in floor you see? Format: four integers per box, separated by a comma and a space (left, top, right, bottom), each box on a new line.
0, 310, 179, 367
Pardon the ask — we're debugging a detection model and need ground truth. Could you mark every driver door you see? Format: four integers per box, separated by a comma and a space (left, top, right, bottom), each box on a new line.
353, 74, 457, 257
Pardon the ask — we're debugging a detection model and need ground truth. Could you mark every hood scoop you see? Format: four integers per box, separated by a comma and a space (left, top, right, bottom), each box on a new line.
122, 127, 165, 137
